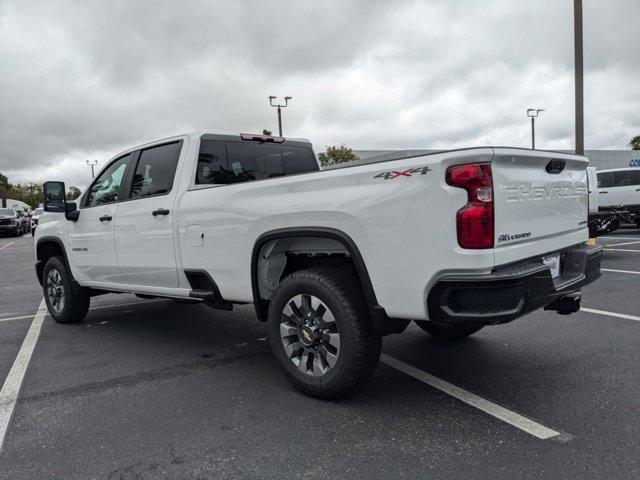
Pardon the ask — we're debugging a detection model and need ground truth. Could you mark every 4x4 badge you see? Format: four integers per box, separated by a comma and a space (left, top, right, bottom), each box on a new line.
374, 166, 432, 180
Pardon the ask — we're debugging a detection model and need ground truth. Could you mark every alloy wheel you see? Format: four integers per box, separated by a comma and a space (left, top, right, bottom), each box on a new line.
46, 268, 65, 314
279, 294, 341, 376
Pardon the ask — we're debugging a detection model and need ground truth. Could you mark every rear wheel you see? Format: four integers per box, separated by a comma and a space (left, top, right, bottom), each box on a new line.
268, 267, 381, 399
43, 256, 90, 323
414, 320, 483, 340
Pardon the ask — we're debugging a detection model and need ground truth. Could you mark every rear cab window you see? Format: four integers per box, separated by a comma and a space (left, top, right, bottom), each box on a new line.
196, 137, 318, 186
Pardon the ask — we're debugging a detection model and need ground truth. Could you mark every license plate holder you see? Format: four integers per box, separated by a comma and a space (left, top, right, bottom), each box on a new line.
542, 254, 561, 278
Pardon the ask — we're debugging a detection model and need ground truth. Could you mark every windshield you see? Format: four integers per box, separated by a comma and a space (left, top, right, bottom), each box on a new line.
0, 208, 15, 216
34, 208, 44, 215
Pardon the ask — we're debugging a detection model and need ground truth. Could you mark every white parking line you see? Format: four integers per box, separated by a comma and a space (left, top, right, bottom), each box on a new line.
0, 299, 167, 324
0, 242, 15, 251
598, 236, 640, 241
381, 354, 564, 440
604, 240, 640, 247
0, 299, 46, 450
602, 268, 640, 275
580, 307, 640, 323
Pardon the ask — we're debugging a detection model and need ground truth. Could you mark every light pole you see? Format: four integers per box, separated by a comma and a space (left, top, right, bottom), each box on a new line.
268, 95, 292, 137
574, 0, 584, 155
86, 160, 98, 179
526, 108, 545, 149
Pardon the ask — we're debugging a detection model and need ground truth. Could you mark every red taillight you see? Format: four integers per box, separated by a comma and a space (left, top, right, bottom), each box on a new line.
446, 163, 494, 249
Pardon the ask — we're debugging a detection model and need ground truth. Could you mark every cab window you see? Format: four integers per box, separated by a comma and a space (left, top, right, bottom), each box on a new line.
195, 140, 318, 185
85, 154, 132, 207
129, 142, 182, 199
611, 170, 640, 187
597, 172, 613, 188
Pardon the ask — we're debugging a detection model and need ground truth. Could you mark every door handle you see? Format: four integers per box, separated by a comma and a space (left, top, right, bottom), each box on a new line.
99, 215, 112, 222
636, 188, 640, 192
599, 191, 608, 194
152, 208, 170, 216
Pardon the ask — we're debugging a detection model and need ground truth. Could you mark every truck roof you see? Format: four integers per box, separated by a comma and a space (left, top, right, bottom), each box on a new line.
195, 131, 312, 147
594, 167, 640, 174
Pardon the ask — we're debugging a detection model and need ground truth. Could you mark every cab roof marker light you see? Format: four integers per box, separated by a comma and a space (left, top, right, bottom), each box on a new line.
240, 133, 285, 143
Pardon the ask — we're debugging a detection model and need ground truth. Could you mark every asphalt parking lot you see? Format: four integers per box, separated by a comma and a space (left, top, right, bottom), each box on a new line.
0, 230, 639, 479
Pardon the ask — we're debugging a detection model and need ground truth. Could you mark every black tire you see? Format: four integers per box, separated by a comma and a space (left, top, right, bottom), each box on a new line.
635, 218, 640, 229
268, 267, 381, 399
42, 256, 90, 324
414, 320, 483, 340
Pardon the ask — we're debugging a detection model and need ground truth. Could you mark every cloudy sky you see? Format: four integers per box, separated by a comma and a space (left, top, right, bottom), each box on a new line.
1, 0, 639, 188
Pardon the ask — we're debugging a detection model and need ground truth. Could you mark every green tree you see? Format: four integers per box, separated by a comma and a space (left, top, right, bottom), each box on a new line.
630, 135, 640, 150
66, 186, 82, 200
12, 182, 42, 208
0, 173, 14, 200
317, 145, 359, 167
262, 129, 272, 136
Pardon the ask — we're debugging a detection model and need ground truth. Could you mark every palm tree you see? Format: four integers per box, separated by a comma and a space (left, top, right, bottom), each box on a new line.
630, 135, 640, 150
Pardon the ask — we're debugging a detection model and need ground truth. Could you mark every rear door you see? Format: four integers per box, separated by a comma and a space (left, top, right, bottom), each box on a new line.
491, 149, 588, 263
114, 140, 184, 287
609, 170, 640, 206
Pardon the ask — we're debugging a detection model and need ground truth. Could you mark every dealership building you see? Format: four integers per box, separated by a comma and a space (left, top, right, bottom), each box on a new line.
349, 149, 640, 171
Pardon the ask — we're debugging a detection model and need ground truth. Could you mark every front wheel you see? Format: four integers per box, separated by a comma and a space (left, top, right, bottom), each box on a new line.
43, 256, 90, 323
414, 320, 483, 340
268, 267, 381, 399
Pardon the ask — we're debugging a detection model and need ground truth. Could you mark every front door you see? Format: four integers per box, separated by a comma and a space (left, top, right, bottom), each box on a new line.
115, 140, 183, 288
68, 154, 133, 284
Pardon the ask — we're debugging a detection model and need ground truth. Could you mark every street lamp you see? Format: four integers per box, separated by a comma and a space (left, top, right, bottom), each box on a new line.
574, 0, 584, 155
268, 95, 292, 137
526, 108, 545, 149
86, 160, 98, 179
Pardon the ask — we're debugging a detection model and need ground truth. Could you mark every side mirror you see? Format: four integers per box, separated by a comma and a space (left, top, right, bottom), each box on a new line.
43, 181, 66, 213
43, 181, 80, 221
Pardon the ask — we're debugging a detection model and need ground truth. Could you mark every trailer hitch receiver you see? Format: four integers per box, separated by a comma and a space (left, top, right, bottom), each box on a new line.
544, 293, 581, 316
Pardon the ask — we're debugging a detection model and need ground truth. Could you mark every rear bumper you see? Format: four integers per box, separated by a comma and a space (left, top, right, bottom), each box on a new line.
427, 243, 603, 326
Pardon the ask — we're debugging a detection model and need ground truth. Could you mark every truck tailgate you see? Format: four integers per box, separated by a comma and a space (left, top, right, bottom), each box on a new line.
492, 148, 589, 264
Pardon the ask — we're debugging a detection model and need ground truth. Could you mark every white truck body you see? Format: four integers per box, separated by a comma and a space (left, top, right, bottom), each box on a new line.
34, 132, 603, 396
594, 167, 640, 209
36, 132, 596, 320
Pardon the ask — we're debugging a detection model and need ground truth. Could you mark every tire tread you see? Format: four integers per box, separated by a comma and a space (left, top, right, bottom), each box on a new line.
269, 266, 381, 399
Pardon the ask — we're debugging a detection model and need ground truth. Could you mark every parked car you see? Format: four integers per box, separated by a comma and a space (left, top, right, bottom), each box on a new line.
34, 132, 603, 398
0, 208, 27, 236
596, 167, 640, 227
31, 207, 44, 236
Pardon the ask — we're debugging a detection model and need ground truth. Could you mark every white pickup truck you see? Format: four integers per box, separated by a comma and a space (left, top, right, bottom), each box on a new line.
36, 132, 602, 398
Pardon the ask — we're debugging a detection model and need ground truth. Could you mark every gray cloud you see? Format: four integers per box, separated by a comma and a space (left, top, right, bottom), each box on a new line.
0, 0, 639, 189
